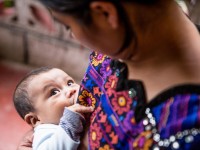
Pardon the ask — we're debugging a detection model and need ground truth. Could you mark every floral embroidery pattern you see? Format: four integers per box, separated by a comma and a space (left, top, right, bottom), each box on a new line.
78, 90, 96, 107
91, 52, 106, 67
123, 111, 143, 137
100, 59, 112, 79
104, 122, 112, 133
109, 131, 118, 144
79, 52, 200, 150
105, 75, 118, 90
99, 144, 113, 150
111, 91, 132, 115
90, 106, 101, 124
89, 123, 102, 149
132, 131, 153, 150
105, 75, 118, 97
93, 86, 102, 97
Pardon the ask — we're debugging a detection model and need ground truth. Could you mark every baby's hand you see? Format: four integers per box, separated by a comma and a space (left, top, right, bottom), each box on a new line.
68, 104, 94, 114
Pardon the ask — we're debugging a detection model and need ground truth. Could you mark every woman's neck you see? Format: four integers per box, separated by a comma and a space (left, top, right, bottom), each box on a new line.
123, 1, 200, 101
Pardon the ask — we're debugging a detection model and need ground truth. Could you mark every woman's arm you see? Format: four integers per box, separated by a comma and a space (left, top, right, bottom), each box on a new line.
17, 130, 33, 150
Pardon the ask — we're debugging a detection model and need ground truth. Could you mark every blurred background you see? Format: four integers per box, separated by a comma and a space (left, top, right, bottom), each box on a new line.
0, 0, 199, 149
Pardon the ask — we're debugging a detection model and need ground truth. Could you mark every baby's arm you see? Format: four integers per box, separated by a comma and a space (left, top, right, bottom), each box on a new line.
59, 104, 93, 141
33, 104, 93, 150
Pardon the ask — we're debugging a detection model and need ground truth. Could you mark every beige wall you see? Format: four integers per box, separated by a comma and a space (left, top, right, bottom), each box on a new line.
0, 0, 90, 82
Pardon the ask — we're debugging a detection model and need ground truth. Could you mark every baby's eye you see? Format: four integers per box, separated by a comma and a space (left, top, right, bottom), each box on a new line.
67, 80, 74, 86
50, 88, 59, 96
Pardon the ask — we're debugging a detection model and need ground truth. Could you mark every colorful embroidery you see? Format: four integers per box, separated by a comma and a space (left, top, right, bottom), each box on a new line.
91, 52, 106, 67
89, 123, 103, 149
100, 59, 112, 79
111, 91, 132, 115
78, 90, 96, 107
99, 144, 113, 150
133, 131, 153, 149
79, 51, 200, 149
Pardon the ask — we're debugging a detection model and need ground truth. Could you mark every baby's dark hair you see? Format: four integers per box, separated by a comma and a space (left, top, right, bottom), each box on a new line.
13, 66, 53, 120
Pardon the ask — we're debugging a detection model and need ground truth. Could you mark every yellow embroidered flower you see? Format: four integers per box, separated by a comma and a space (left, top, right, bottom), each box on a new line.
79, 90, 96, 107
133, 131, 153, 150
99, 144, 113, 150
91, 52, 106, 67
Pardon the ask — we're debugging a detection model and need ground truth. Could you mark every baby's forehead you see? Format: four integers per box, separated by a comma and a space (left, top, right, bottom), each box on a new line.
35, 68, 67, 78
29, 69, 71, 85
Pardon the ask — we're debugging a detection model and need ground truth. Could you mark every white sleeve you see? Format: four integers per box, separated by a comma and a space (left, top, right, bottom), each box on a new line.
33, 124, 80, 150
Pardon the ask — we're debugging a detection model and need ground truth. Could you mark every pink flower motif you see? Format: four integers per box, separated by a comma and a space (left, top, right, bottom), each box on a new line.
90, 106, 101, 123
89, 123, 103, 150
105, 75, 118, 97
105, 75, 118, 90
111, 91, 132, 115
104, 122, 112, 133
106, 88, 115, 97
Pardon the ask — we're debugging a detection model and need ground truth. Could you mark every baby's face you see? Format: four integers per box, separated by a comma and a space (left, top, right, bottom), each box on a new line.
27, 68, 80, 124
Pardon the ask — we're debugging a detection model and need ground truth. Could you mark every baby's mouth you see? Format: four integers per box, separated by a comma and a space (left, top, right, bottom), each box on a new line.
70, 92, 78, 105
70, 96, 75, 105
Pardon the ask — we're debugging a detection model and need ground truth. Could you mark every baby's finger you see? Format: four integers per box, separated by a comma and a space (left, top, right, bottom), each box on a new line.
72, 104, 94, 113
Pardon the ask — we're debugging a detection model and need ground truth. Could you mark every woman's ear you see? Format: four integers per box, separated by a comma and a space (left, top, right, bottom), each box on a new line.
24, 112, 40, 128
90, 1, 119, 29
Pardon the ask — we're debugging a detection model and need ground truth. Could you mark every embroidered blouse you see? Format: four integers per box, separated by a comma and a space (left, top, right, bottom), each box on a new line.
78, 51, 200, 150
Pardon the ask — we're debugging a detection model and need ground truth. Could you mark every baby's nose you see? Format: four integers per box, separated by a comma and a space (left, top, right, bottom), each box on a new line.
66, 89, 76, 98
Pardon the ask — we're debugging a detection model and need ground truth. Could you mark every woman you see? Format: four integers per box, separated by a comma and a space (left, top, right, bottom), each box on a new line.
19, 0, 200, 149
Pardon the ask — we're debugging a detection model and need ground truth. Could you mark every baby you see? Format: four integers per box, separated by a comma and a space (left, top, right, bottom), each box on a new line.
13, 66, 93, 150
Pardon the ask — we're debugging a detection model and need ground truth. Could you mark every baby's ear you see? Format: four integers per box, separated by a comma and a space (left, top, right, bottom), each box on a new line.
24, 112, 40, 128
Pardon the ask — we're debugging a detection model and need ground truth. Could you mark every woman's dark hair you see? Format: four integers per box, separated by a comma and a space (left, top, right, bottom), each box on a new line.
13, 66, 53, 119
39, 0, 157, 56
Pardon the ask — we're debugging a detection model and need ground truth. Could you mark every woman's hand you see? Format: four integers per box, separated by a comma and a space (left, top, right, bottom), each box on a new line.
17, 130, 33, 150
16, 105, 93, 150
